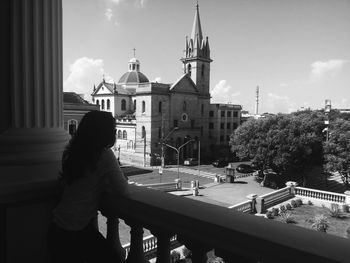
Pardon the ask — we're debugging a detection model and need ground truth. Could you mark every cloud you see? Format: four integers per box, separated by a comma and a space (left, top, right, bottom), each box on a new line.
310, 59, 348, 82
265, 93, 297, 114
105, 8, 113, 21
211, 80, 240, 103
109, 0, 148, 8
64, 57, 113, 102
152, 77, 161, 83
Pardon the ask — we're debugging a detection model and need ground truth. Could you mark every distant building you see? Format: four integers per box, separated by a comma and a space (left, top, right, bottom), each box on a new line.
63, 92, 99, 135
91, 4, 242, 165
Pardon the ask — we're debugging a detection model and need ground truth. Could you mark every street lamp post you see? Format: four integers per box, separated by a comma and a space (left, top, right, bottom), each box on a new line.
160, 127, 178, 168
164, 139, 195, 179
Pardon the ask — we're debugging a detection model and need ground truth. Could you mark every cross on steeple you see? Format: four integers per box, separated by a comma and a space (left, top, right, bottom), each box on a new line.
133, 48, 136, 57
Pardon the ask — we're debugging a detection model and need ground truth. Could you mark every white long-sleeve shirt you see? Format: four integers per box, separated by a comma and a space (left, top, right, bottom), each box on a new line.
53, 148, 128, 231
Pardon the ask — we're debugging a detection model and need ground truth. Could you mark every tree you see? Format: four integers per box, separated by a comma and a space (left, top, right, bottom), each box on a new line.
323, 118, 350, 185
230, 111, 325, 185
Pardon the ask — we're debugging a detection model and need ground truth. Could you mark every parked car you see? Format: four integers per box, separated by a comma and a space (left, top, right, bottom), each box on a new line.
236, 164, 256, 173
212, 159, 228, 168
184, 158, 198, 166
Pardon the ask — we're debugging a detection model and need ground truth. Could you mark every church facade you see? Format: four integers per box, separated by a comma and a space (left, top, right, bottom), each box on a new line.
91, 4, 241, 166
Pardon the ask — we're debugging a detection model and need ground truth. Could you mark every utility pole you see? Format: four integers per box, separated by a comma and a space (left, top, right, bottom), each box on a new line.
161, 113, 165, 168
198, 140, 200, 178
143, 134, 146, 167
325, 99, 331, 142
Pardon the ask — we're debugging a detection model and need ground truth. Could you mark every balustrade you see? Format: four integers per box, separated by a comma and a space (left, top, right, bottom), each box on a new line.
295, 187, 346, 203
100, 184, 350, 263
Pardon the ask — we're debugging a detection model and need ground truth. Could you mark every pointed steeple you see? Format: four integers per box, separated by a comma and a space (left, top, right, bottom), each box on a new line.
191, 3, 203, 44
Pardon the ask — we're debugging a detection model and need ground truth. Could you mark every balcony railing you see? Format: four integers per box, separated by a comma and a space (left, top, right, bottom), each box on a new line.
101, 184, 350, 263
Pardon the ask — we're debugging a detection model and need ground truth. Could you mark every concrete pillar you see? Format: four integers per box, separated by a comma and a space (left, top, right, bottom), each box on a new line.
344, 191, 350, 206
0, 1, 69, 262
246, 194, 257, 213
285, 181, 297, 196
256, 197, 265, 214
175, 179, 182, 190
0, 0, 69, 166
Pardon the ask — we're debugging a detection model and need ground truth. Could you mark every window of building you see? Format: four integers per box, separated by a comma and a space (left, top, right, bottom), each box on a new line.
68, 120, 77, 136
227, 123, 231, 129
183, 101, 187, 111
123, 130, 127, 139
209, 122, 214, 129
101, 99, 105, 110
96, 99, 99, 105
134, 99, 136, 111
220, 123, 224, 129
174, 119, 178, 127
159, 101, 162, 113
187, 64, 191, 76
227, 111, 232, 117
226, 135, 230, 141
233, 111, 238, 117
201, 64, 205, 77
142, 101, 145, 113
191, 120, 195, 128
201, 104, 204, 116
121, 99, 126, 111
107, 99, 110, 110
221, 111, 225, 117
118, 130, 122, 139
209, 111, 214, 117
220, 135, 224, 142
233, 123, 238, 129
142, 126, 146, 138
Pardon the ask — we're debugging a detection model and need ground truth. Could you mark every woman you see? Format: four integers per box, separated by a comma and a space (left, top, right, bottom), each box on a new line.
48, 111, 128, 262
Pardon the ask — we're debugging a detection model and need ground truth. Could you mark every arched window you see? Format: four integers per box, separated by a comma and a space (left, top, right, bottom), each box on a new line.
134, 99, 136, 111
96, 99, 99, 105
183, 101, 187, 111
159, 101, 162, 113
201, 104, 204, 116
101, 99, 105, 110
117, 130, 122, 139
123, 130, 127, 139
107, 99, 110, 110
121, 99, 126, 111
68, 119, 77, 136
142, 101, 145, 113
201, 64, 205, 76
187, 64, 191, 76
142, 126, 146, 138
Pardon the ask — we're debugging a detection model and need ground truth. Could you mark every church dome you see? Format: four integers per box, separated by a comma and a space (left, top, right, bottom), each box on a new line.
118, 71, 149, 84
118, 56, 149, 84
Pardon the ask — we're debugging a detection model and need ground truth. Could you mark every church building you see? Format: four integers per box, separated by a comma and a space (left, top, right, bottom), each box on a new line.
91, 4, 241, 166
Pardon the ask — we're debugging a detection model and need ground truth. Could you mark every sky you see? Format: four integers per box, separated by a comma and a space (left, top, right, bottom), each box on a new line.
62, 0, 350, 114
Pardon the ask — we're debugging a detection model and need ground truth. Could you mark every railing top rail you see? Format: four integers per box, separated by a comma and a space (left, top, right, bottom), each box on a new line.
228, 200, 252, 209
259, 186, 290, 199
101, 185, 350, 263
295, 186, 346, 197
141, 182, 177, 187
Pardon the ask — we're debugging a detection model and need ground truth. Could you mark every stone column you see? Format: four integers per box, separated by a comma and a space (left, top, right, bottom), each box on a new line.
246, 194, 257, 213
0, 1, 69, 261
286, 181, 297, 196
0, 0, 69, 167
344, 191, 350, 207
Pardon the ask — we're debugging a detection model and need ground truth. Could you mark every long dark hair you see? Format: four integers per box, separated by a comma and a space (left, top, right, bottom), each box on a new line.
60, 111, 116, 184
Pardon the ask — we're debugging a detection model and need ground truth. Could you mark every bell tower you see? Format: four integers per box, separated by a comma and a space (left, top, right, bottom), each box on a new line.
181, 3, 212, 97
